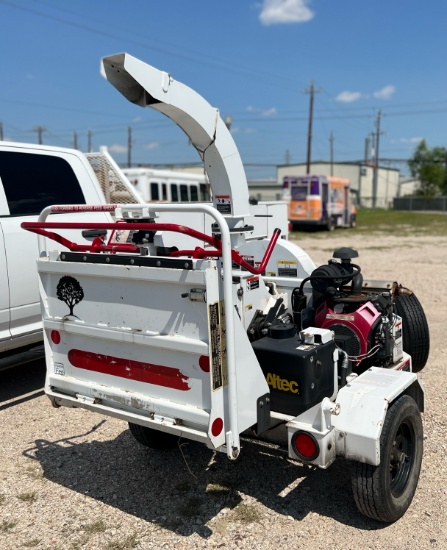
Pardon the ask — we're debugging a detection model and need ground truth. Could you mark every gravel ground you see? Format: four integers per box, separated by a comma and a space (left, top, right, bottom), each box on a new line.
1, 232, 446, 550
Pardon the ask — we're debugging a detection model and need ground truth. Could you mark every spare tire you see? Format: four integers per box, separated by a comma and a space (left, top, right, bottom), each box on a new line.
394, 293, 429, 373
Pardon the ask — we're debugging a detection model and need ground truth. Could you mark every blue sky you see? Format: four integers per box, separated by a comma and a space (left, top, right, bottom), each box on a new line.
1, 0, 446, 179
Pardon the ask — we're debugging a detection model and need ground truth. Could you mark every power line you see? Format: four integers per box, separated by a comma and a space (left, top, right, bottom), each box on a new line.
0, 0, 304, 90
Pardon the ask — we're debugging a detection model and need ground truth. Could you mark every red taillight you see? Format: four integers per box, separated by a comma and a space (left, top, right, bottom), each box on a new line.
288, 221, 293, 232
51, 330, 61, 344
199, 355, 210, 372
211, 417, 223, 437
291, 431, 319, 461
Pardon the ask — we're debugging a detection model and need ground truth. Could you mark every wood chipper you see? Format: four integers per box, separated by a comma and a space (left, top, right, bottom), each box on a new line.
22, 53, 429, 523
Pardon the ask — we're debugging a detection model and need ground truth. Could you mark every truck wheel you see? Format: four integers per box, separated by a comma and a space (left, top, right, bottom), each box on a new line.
350, 214, 357, 228
394, 293, 430, 373
351, 395, 423, 523
326, 217, 334, 231
128, 422, 178, 450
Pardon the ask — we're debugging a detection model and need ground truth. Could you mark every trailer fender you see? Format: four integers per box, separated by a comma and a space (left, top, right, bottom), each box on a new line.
332, 367, 424, 466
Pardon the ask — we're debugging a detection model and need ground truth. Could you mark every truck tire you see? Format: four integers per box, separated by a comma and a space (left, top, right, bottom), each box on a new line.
128, 422, 178, 450
349, 214, 357, 228
326, 217, 334, 231
394, 293, 430, 373
351, 395, 423, 523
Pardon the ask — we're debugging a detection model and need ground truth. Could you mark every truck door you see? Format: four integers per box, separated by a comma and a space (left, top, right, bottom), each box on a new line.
343, 186, 350, 225
0, 222, 11, 343
0, 150, 87, 340
321, 181, 329, 221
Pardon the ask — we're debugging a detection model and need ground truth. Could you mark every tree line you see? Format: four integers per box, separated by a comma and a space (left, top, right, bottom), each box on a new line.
408, 140, 447, 197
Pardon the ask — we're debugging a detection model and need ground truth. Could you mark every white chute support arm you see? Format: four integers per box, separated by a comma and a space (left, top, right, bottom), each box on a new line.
101, 53, 251, 224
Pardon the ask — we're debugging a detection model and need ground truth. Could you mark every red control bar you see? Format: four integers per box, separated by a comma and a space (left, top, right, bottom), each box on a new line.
21, 221, 281, 275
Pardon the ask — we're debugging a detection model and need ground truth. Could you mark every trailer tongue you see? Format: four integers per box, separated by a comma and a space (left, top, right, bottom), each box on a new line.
23, 53, 428, 523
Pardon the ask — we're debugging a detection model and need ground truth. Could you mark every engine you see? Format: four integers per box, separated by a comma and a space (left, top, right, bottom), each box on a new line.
246, 247, 405, 412
302, 247, 403, 370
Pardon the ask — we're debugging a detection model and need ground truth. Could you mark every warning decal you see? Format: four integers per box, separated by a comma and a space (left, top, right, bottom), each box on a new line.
215, 195, 232, 215
209, 301, 228, 391
246, 276, 260, 291
277, 260, 298, 277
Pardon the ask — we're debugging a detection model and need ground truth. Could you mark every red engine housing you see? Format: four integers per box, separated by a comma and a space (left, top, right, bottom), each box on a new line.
314, 301, 381, 360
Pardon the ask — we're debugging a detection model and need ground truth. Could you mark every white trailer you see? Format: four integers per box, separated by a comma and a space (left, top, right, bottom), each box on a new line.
23, 54, 429, 523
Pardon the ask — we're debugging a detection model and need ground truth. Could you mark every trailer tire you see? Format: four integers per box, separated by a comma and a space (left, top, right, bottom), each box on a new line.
128, 422, 178, 450
394, 293, 430, 373
351, 395, 423, 523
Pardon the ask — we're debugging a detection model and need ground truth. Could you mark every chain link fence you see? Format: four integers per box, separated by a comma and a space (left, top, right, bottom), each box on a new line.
393, 196, 447, 212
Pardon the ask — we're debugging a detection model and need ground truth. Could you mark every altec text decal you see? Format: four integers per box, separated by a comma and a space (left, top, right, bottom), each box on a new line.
265, 373, 299, 393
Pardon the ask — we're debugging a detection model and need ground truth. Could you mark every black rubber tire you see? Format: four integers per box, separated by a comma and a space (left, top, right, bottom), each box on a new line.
351, 395, 423, 523
326, 217, 334, 231
350, 214, 357, 228
128, 422, 178, 450
394, 293, 430, 373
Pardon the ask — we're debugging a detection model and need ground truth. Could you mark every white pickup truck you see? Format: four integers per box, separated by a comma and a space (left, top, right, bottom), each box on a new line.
0, 142, 142, 369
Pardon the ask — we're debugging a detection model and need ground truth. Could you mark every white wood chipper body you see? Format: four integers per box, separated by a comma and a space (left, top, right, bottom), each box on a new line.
22, 54, 429, 523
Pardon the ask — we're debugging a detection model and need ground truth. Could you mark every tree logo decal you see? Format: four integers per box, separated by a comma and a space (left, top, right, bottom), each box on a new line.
57, 276, 84, 317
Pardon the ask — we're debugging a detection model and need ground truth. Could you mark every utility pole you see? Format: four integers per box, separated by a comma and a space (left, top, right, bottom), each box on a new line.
305, 80, 321, 174
364, 136, 370, 164
0, 122, 3, 141
87, 129, 92, 153
33, 126, 47, 144
73, 131, 78, 150
329, 131, 334, 176
372, 110, 383, 209
127, 126, 132, 168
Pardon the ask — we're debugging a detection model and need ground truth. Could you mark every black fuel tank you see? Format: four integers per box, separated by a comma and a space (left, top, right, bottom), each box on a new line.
251, 325, 336, 416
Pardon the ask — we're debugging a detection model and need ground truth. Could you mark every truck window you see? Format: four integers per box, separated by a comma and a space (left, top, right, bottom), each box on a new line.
170, 183, 179, 202
291, 185, 308, 201
310, 180, 320, 195
0, 152, 85, 216
180, 184, 189, 202
162, 183, 167, 200
150, 182, 159, 201
190, 185, 198, 201
200, 183, 210, 202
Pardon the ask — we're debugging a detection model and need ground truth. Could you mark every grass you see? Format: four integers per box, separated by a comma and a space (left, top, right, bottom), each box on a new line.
82, 519, 107, 534
0, 520, 17, 532
17, 492, 37, 503
22, 540, 40, 548
290, 209, 447, 238
231, 503, 262, 524
106, 533, 139, 550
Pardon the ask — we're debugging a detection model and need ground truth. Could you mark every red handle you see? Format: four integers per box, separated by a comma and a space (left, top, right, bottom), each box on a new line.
21, 221, 281, 275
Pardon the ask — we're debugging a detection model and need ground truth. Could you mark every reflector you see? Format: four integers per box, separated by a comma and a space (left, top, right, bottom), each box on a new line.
292, 431, 319, 461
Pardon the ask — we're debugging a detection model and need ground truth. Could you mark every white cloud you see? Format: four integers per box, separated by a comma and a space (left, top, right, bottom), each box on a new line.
259, 0, 314, 25
245, 105, 277, 115
230, 127, 256, 135
261, 107, 277, 116
108, 144, 127, 154
145, 142, 160, 150
400, 137, 423, 144
373, 85, 396, 100
335, 91, 364, 103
